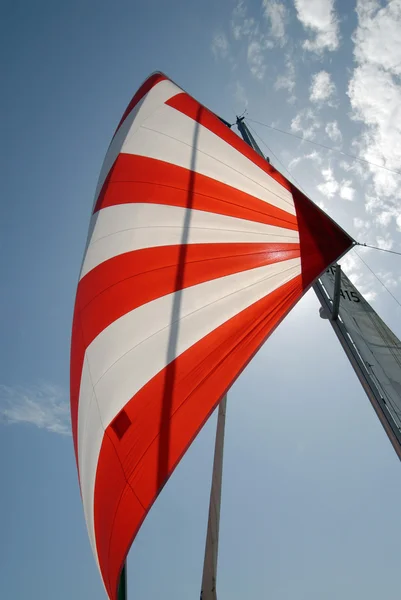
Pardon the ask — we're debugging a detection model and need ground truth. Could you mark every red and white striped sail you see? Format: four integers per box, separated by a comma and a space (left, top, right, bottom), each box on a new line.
70, 72, 353, 599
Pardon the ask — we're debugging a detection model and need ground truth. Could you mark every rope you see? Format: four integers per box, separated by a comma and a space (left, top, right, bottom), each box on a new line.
244, 120, 401, 309
354, 251, 401, 309
247, 123, 308, 194
247, 118, 401, 177
356, 243, 401, 257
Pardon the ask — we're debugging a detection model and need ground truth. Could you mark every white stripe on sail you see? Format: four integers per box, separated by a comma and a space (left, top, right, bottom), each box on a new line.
92, 79, 183, 209
122, 102, 295, 215
77, 258, 301, 558
80, 203, 299, 278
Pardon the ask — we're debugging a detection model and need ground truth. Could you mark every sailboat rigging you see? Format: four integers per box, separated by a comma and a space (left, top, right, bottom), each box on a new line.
70, 72, 400, 600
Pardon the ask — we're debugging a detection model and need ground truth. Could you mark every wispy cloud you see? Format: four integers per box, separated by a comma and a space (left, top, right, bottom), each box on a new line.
376, 270, 399, 290
339, 180, 355, 201
233, 80, 248, 110
317, 166, 355, 201
340, 251, 377, 302
291, 108, 321, 140
325, 120, 342, 143
247, 39, 268, 80
262, 0, 288, 46
230, 0, 274, 80
211, 32, 230, 60
376, 234, 393, 251
310, 70, 336, 103
274, 55, 296, 101
213, 0, 292, 82
231, 0, 256, 40
0, 383, 71, 435
288, 149, 322, 171
294, 0, 340, 53
353, 217, 371, 233
317, 166, 340, 199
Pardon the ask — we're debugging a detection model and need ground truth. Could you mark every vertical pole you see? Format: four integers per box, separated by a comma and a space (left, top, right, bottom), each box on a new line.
200, 115, 264, 600
236, 117, 267, 160
200, 396, 227, 600
117, 563, 127, 600
331, 264, 342, 320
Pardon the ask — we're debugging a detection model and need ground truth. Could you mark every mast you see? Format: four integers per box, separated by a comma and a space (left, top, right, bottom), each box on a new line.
236, 116, 269, 161
315, 267, 401, 461
199, 115, 261, 600
235, 118, 401, 461
200, 397, 227, 600
199, 117, 271, 600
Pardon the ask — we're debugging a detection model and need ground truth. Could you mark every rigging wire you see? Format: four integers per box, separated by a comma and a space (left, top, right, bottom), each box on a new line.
355, 243, 401, 257
248, 122, 401, 260
354, 251, 401, 309
247, 123, 308, 194
246, 119, 401, 309
247, 118, 401, 177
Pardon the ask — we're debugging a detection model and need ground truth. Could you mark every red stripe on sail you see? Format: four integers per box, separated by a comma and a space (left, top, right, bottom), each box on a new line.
291, 185, 354, 289
166, 93, 292, 193
93, 154, 298, 231
114, 72, 167, 136
93, 274, 303, 599
70, 306, 86, 460
69, 242, 300, 453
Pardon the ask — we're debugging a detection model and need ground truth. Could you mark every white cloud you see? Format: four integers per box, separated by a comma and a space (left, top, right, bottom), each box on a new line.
364, 194, 399, 229
352, 218, 371, 244
317, 166, 339, 199
377, 270, 399, 289
376, 235, 393, 251
339, 180, 355, 201
375, 210, 393, 228
274, 72, 294, 92
294, 0, 339, 53
291, 108, 321, 140
247, 40, 268, 80
316, 167, 355, 201
230, 1, 272, 80
353, 217, 370, 230
211, 32, 230, 60
325, 121, 342, 143
231, 0, 256, 40
348, 63, 401, 198
310, 70, 336, 103
0, 382, 70, 435
363, 290, 377, 302
339, 159, 368, 182
348, 0, 401, 224
353, 0, 401, 77
288, 149, 322, 171
274, 55, 296, 96
340, 251, 377, 302
233, 80, 248, 109
263, 0, 288, 45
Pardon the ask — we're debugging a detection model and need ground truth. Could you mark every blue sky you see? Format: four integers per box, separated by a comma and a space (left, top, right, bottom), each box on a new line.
1, 0, 400, 598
